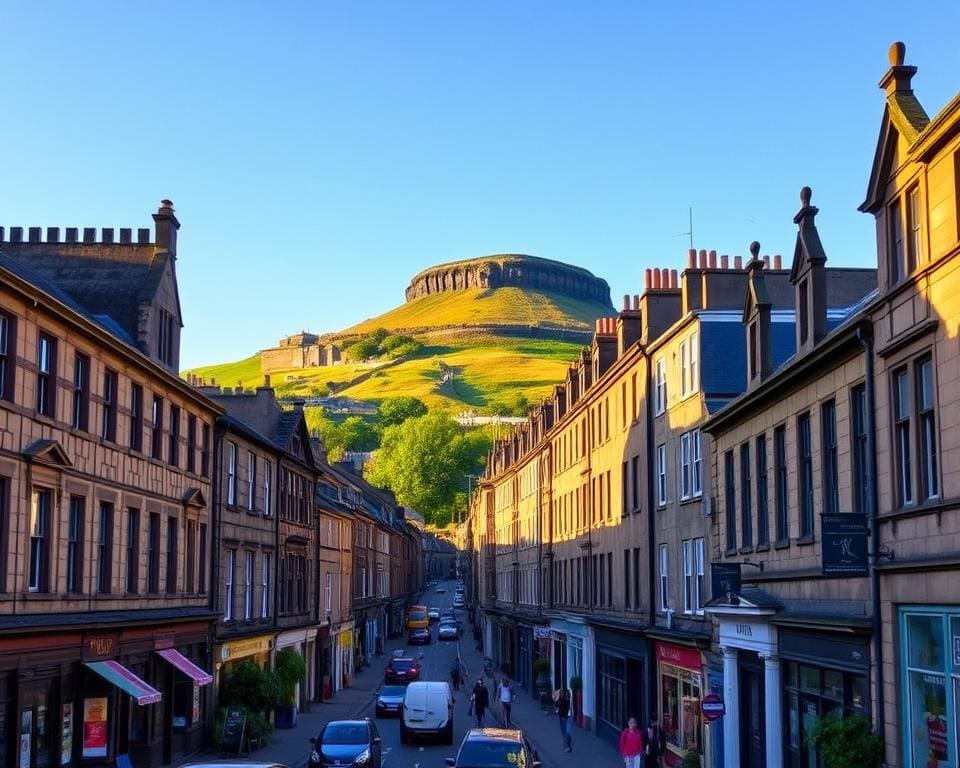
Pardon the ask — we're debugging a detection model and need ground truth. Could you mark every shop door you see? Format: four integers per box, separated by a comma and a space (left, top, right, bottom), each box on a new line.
518, 631, 530, 691
19, 685, 54, 768
739, 664, 765, 768
553, 639, 568, 690
626, 658, 643, 722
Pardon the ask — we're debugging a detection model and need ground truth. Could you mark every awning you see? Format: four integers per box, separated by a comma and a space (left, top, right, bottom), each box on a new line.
157, 649, 213, 685
84, 661, 162, 705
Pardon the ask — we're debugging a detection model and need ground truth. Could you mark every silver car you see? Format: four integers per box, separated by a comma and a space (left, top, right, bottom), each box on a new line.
376, 684, 407, 717
438, 621, 458, 640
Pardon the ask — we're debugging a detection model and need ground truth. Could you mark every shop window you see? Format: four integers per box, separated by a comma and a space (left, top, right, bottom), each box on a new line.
659, 665, 702, 757
598, 652, 627, 730
903, 612, 953, 767
172, 680, 200, 731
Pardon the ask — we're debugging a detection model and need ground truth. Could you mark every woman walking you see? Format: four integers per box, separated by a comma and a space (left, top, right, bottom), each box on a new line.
619, 717, 644, 768
643, 714, 666, 768
553, 688, 573, 752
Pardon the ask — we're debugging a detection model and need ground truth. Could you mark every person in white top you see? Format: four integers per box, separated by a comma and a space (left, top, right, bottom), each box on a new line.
496, 676, 515, 726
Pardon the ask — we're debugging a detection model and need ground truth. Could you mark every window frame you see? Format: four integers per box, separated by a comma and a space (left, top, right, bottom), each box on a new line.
101, 368, 118, 442
224, 549, 235, 622
168, 404, 180, 467
821, 399, 839, 515
659, 543, 669, 613
893, 366, 913, 508
774, 425, 789, 542
28, 487, 51, 592
126, 507, 140, 594
798, 412, 814, 538
227, 442, 238, 506
36, 332, 57, 417
655, 357, 666, 414
656, 444, 667, 507
72, 353, 90, 431
130, 383, 144, 452
916, 355, 938, 501
0, 312, 15, 402
151, 395, 164, 460
740, 441, 753, 548
67, 495, 85, 594
97, 501, 114, 594
756, 434, 769, 545
724, 450, 736, 552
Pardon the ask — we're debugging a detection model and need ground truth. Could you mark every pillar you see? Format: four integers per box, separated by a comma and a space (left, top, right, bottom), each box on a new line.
763, 653, 783, 763
723, 647, 740, 768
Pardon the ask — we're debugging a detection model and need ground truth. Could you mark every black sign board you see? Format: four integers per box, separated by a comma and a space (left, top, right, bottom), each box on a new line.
821, 513, 869, 576
221, 709, 246, 754
711, 563, 741, 599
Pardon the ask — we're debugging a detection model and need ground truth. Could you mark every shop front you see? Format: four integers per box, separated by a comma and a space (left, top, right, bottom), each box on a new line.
275, 627, 317, 708
515, 620, 533, 693
334, 623, 354, 691
4, 619, 214, 768
550, 617, 594, 730
590, 625, 648, 745
899, 606, 960, 768
654, 642, 705, 768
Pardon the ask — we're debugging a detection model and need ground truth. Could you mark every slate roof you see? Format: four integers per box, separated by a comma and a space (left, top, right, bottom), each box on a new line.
0, 245, 169, 346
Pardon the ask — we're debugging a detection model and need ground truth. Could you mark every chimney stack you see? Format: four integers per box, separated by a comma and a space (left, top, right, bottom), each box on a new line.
153, 199, 180, 255
744, 241, 773, 384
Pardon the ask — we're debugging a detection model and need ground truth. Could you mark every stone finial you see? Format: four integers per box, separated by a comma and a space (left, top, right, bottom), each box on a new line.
750, 241, 761, 260
889, 41, 905, 67
800, 186, 812, 207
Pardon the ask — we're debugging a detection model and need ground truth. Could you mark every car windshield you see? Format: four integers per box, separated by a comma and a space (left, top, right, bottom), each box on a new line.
380, 685, 406, 696
456, 741, 528, 767
410, 611, 427, 620
440, 622, 456, 628
321, 723, 368, 745
391, 659, 415, 670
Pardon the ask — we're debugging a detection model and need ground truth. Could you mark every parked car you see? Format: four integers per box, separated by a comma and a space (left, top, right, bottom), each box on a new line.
438, 621, 458, 641
180, 764, 288, 768
428, 607, 441, 622
444, 728, 541, 768
309, 719, 381, 767
384, 656, 421, 684
400, 681, 454, 745
453, 596, 465, 609
408, 627, 431, 645
375, 684, 407, 717
440, 610, 456, 624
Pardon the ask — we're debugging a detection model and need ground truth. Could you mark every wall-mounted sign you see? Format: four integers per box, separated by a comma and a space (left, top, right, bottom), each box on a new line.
82, 635, 117, 661
701, 693, 725, 722
821, 514, 868, 576
82, 698, 108, 758
711, 563, 741, 599
533, 626, 551, 640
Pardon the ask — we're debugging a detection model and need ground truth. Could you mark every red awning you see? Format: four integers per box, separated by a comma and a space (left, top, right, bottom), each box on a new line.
156, 649, 213, 685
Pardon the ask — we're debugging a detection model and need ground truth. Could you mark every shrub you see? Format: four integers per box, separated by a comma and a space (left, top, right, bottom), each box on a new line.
806, 713, 883, 768
274, 648, 307, 706
680, 751, 701, 768
534, 657, 551, 677
220, 660, 280, 713
569, 675, 583, 691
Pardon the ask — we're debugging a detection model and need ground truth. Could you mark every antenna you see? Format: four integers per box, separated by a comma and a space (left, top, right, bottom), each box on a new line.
674, 207, 694, 250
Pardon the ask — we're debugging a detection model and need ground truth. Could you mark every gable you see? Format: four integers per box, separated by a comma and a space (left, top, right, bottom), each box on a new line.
860, 111, 900, 214
22, 438, 72, 467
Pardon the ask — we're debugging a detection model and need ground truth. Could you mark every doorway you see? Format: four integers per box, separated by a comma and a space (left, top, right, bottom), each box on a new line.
739, 656, 765, 768
19, 683, 55, 768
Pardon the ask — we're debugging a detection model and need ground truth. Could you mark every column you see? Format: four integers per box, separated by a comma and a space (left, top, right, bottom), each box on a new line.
723, 647, 740, 768
762, 653, 783, 764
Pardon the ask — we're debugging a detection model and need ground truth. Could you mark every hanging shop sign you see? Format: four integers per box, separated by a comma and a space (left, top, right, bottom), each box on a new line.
711, 563, 741, 599
821, 513, 868, 576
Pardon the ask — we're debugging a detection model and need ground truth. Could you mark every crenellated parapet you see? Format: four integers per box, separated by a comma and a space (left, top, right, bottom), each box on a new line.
404, 253, 612, 306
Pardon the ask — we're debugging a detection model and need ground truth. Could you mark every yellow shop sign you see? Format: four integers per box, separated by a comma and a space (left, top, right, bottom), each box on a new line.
221, 635, 272, 662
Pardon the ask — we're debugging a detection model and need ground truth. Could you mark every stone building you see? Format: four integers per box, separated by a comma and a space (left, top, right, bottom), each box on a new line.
0, 202, 220, 768
259, 332, 341, 375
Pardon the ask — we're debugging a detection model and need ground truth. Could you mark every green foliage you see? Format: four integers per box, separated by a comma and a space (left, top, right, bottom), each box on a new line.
305, 410, 378, 462
680, 751, 701, 768
569, 675, 583, 691
220, 660, 281, 713
378, 396, 428, 429
534, 657, 551, 677
366, 412, 490, 524
344, 336, 380, 361
488, 391, 530, 417
806, 713, 882, 768
211, 706, 271, 750
274, 648, 307, 706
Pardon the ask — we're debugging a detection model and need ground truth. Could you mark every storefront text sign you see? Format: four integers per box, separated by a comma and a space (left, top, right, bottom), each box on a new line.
701, 693, 725, 722
82, 635, 117, 661
655, 642, 702, 672
221, 635, 271, 662
820, 513, 868, 576
82, 698, 108, 758
533, 626, 551, 640
339, 631, 353, 649
711, 563, 741, 598
154, 631, 175, 650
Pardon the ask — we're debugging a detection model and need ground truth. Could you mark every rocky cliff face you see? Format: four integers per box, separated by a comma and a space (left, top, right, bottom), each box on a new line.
404, 254, 612, 307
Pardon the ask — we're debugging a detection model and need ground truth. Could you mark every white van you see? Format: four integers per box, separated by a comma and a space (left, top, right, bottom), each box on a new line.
400, 680, 454, 744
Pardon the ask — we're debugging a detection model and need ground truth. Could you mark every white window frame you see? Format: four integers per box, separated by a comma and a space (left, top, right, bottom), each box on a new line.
659, 543, 669, 612
244, 551, 253, 620
689, 331, 699, 394
225, 549, 235, 621
247, 451, 256, 511
682, 540, 693, 614
227, 442, 237, 505
264, 461, 272, 517
261, 552, 271, 618
325, 571, 333, 612
680, 339, 689, 397
361, 566, 367, 598
692, 430, 702, 496
694, 537, 705, 615
680, 432, 692, 500
657, 444, 667, 506
655, 357, 666, 414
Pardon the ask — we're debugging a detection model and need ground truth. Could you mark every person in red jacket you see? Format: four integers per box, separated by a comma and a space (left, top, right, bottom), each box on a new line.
619, 716, 644, 768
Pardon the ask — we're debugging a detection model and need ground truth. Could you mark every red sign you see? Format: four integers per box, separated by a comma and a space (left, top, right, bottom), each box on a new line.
82, 635, 116, 661
655, 642, 702, 672
701, 693, 725, 722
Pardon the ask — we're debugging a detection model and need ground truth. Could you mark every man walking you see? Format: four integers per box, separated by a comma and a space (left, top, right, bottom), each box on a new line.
471, 677, 489, 727
496, 676, 515, 726
554, 687, 573, 752
643, 714, 666, 768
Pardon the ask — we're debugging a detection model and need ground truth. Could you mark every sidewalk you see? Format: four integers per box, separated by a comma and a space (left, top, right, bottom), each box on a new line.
457, 634, 620, 768
234, 659, 384, 768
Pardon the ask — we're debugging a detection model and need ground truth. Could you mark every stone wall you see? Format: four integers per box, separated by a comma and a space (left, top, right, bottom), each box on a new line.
404, 254, 611, 305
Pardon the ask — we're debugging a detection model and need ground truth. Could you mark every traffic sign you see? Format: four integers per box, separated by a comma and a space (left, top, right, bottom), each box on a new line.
701, 693, 725, 722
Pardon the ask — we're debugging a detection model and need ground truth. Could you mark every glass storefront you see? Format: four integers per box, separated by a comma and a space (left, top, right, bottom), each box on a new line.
656, 643, 703, 761
598, 652, 627, 731
901, 609, 960, 768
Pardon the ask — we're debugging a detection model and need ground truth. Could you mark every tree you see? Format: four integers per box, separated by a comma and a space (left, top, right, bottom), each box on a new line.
367, 412, 490, 525
337, 416, 378, 453
378, 396, 428, 429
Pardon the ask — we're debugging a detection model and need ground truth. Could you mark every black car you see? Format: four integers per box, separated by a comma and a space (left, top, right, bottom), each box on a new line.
445, 728, 541, 768
309, 719, 381, 767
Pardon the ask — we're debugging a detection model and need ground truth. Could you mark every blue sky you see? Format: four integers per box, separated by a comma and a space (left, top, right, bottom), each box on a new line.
1, 2, 958, 369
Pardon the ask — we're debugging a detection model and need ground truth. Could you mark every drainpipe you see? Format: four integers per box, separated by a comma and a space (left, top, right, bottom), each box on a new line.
642, 344, 656, 719
211, 419, 225, 618
856, 324, 885, 757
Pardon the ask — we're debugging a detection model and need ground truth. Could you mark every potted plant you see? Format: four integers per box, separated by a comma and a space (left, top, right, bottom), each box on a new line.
533, 657, 551, 703
680, 751, 701, 768
806, 712, 882, 768
273, 648, 307, 729
569, 675, 584, 728
215, 660, 279, 751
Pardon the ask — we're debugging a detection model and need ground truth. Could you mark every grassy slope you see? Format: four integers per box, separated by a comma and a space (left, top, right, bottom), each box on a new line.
184, 337, 583, 411
343, 287, 611, 335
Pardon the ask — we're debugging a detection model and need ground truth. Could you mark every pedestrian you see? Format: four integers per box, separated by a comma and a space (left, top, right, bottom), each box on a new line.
451, 661, 462, 691
643, 714, 666, 768
619, 717, 644, 768
553, 687, 573, 752
471, 678, 489, 727
496, 676, 515, 726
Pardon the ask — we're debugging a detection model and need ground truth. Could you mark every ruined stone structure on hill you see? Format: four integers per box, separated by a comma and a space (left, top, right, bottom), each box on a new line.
404, 253, 612, 305
260, 331, 341, 373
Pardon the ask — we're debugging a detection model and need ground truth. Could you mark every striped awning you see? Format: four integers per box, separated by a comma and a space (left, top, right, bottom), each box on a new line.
156, 648, 213, 686
84, 661, 162, 705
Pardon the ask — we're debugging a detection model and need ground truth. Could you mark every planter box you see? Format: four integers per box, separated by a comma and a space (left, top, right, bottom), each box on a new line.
274, 705, 298, 729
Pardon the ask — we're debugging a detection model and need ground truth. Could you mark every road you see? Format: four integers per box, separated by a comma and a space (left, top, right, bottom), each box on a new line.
364, 579, 491, 768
